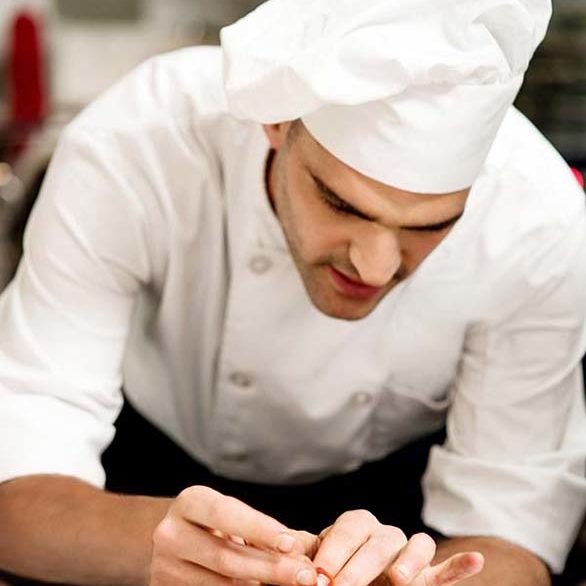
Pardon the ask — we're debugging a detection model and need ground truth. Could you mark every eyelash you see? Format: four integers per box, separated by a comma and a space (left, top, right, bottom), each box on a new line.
318, 190, 455, 233
320, 193, 352, 215
409, 220, 455, 233
319, 191, 369, 219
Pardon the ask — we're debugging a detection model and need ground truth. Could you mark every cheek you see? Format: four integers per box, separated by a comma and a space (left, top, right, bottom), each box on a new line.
285, 171, 347, 259
296, 206, 350, 262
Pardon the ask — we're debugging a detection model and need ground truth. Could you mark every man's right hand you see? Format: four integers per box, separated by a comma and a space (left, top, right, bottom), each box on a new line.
149, 485, 320, 586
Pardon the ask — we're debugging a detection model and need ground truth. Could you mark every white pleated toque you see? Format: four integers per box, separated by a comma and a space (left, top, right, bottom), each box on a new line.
221, 0, 552, 193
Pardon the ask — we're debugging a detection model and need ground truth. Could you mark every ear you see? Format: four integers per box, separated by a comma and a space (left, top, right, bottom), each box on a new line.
263, 122, 293, 150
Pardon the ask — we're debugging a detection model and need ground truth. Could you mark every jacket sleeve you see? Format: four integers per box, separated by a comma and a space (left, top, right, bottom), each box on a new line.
422, 215, 586, 574
0, 123, 152, 488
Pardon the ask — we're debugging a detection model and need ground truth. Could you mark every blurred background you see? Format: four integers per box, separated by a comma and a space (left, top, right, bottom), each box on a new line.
0, 1, 584, 584
0, 0, 267, 292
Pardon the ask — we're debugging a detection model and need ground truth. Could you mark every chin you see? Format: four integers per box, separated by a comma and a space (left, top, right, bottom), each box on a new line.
298, 268, 389, 321
309, 291, 381, 321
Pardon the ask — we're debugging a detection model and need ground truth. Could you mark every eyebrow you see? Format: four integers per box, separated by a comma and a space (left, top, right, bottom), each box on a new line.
310, 173, 464, 231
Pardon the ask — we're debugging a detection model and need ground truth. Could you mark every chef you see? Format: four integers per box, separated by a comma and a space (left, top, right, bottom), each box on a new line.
0, 0, 585, 585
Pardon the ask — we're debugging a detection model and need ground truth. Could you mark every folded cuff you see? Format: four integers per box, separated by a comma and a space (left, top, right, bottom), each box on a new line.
422, 445, 586, 573
0, 392, 119, 488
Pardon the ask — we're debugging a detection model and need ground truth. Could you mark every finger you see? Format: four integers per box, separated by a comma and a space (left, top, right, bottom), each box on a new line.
176, 486, 304, 554
205, 528, 246, 547
229, 534, 248, 546
387, 533, 437, 585
294, 530, 321, 560
318, 526, 333, 541
213, 532, 317, 580
150, 555, 259, 586
316, 566, 336, 586
207, 528, 249, 548
311, 511, 386, 580
330, 529, 408, 586
156, 517, 317, 586
311, 525, 333, 561
417, 552, 484, 586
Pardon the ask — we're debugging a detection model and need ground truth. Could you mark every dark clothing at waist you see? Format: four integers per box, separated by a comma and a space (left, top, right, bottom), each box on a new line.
102, 397, 445, 537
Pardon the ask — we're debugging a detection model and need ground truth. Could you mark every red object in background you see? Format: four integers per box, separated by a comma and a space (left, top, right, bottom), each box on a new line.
8, 10, 47, 125
571, 167, 585, 189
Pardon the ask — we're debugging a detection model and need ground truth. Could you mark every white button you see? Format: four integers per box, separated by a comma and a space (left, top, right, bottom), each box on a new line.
249, 255, 273, 275
229, 371, 255, 388
222, 442, 250, 463
223, 452, 249, 463
342, 459, 362, 473
352, 391, 374, 407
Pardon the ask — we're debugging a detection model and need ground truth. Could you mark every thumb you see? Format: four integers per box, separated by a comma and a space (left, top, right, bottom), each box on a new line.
417, 552, 484, 586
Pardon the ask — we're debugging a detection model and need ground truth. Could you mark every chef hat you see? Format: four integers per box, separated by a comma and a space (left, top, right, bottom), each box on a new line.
221, 0, 552, 193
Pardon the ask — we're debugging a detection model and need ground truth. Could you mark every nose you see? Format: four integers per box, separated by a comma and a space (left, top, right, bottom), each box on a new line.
348, 224, 401, 287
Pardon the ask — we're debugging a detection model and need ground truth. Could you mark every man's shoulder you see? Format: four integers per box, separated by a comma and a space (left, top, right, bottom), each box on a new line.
69, 46, 229, 137
476, 107, 585, 254
488, 107, 584, 220
45, 46, 240, 263
452, 109, 586, 318
52, 46, 239, 212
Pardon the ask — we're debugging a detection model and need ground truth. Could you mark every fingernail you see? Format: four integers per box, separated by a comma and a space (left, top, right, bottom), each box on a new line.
317, 574, 331, 586
296, 568, 316, 586
394, 564, 411, 581
276, 532, 296, 553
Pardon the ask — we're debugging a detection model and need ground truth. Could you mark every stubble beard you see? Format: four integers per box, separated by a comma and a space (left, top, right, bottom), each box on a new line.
272, 155, 385, 321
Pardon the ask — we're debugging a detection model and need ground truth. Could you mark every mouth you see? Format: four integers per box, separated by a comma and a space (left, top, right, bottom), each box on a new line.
329, 266, 385, 300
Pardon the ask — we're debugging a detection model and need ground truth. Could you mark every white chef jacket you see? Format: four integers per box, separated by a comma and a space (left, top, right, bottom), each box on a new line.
1, 47, 586, 572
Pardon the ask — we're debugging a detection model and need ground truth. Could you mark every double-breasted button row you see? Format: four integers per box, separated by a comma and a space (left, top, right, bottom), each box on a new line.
249, 255, 273, 275
229, 371, 255, 388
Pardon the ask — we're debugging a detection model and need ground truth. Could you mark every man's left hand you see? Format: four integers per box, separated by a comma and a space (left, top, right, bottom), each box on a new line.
310, 510, 484, 586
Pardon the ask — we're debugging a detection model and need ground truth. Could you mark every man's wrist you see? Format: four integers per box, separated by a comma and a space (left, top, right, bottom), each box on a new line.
0, 476, 173, 586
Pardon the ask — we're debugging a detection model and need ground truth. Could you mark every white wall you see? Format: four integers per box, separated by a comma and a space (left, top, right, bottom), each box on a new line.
50, 0, 265, 108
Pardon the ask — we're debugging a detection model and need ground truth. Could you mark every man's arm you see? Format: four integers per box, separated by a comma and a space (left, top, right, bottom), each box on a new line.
422, 215, 586, 577
0, 475, 172, 586
435, 537, 551, 586
0, 477, 323, 586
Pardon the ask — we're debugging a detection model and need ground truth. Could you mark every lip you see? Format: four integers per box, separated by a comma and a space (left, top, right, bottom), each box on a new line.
329, 266, 384, 300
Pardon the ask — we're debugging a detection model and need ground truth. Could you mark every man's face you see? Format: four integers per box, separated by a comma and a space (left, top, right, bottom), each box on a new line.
265, 122, 470, 321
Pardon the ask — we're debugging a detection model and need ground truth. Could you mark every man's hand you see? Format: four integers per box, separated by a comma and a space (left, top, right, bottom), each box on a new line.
149, 485, 320, 586
311, 510, 484, 586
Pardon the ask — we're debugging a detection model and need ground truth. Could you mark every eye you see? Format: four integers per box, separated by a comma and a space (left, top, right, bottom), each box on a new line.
317, 190, 374, 221
318, 191, 352, 215
403, 218, 459, 234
